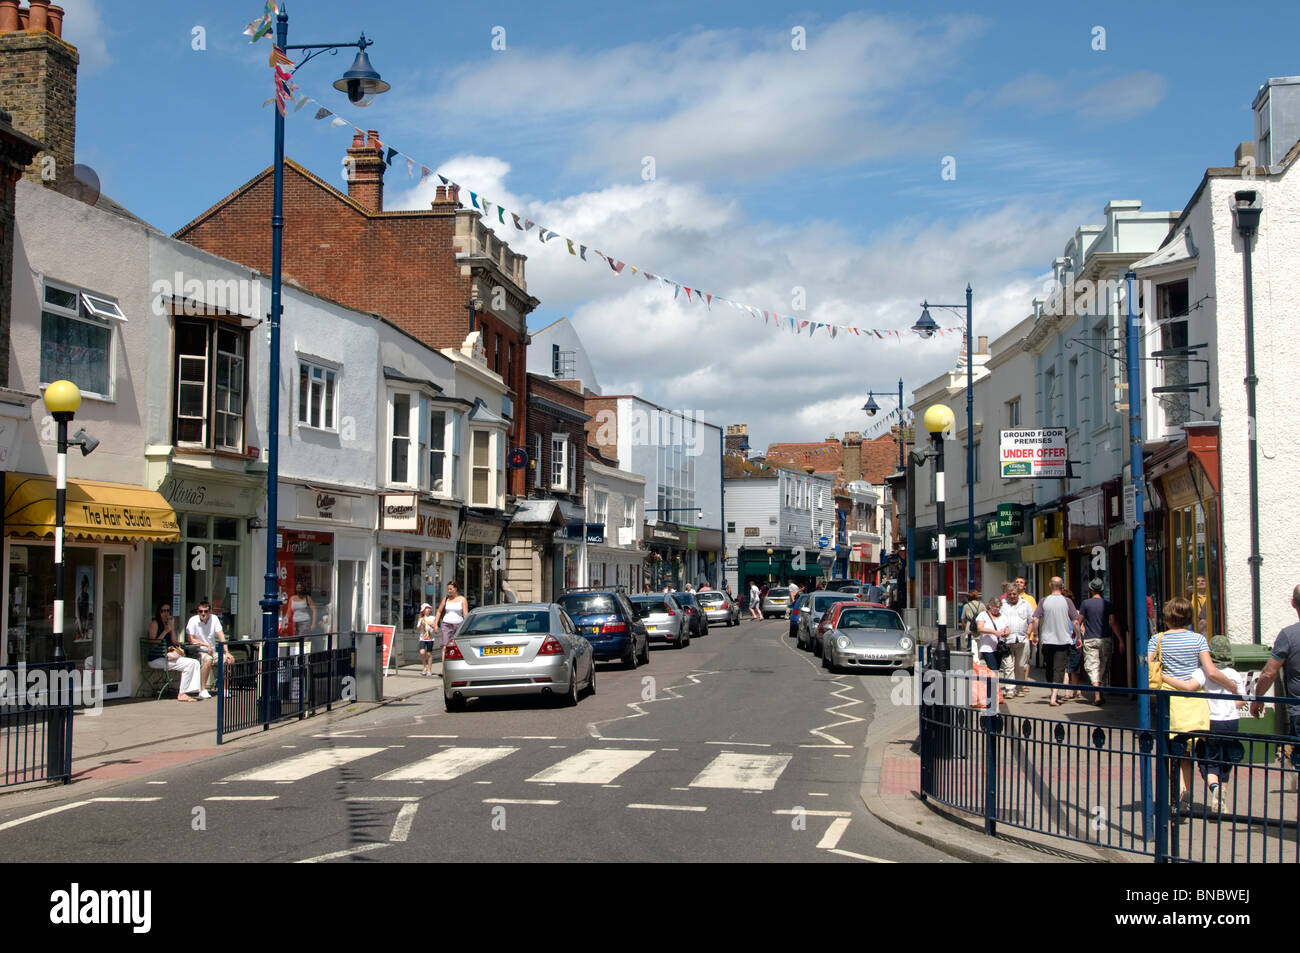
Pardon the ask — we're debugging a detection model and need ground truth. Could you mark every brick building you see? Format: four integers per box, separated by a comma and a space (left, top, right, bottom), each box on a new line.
173, 130, 539, 496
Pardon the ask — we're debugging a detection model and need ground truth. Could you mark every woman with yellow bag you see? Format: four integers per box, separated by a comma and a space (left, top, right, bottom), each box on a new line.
1148, 597, 1239, 814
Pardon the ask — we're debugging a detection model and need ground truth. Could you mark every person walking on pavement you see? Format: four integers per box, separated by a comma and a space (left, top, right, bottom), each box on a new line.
435, 581, 468, 653
1029, 577, 1081, 706
1250, 584, 1300, 734
1161, 635, 1246, 812
1079, 578, 1125, 705
1015, 577, 1037, 611
748, 581, 762, 620
416, 602, 438, 676
1000, 583, 1034, 697
961, 587, 985, 653
974, 597, 1009, 672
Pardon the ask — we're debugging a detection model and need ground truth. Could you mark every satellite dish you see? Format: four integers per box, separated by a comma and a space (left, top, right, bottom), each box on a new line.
66, 163, 101, 206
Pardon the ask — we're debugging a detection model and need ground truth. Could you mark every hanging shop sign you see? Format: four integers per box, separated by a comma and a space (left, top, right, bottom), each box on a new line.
1000, 428, 1068, 478
381, 494, 417, 531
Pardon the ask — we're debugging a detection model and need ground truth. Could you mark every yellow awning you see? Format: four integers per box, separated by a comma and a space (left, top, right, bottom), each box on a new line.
5, 474, 180, 542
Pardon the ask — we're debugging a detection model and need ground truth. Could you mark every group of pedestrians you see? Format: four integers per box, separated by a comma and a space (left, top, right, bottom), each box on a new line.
144, 599, 235, 702
416, 581, 468, 677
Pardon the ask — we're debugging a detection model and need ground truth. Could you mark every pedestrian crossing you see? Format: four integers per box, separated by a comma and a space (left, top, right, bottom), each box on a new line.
218, 743, 809, 793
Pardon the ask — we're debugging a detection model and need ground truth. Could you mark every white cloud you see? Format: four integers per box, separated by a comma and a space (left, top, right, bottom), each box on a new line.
56, 0, 111, 73
989, 69, 1168, 123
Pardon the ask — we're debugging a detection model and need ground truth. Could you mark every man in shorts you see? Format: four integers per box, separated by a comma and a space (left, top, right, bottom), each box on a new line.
186, 599, 233, 695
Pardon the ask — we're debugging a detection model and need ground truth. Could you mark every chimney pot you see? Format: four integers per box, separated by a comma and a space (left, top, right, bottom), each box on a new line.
351, 130, 364, 149
46, 3, 61, 36
978, 335, 988, 353
367, 129, 382, 152
0, 1, 18, 32
16, 5, 26, 28
27, 0, 48, 32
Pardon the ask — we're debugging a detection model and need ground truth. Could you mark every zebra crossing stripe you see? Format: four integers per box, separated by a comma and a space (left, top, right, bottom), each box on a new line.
688, 753, 792, 791
372, 747, 518, 781
222, 747, 389, 782
526, 748, 655, 785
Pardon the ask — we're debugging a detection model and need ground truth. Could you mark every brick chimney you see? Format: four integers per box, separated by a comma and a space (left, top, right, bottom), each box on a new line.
345, 128, 386, 210
0, 1, 77, 191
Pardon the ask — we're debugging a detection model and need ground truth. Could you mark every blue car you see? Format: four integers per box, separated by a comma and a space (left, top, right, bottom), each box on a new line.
556, 588, 650, 669
789, 593, 810, 639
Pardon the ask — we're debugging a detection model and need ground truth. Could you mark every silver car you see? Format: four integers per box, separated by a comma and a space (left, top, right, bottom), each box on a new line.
695, 590, 739, 627
821, 604, 915, 674
760, 587, 792, 619
797, 591, 861, 654
630, 594, 690, 649
442, 604, 595, 711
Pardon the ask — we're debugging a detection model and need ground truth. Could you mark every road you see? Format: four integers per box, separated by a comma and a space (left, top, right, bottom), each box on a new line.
0, 619, 954, 863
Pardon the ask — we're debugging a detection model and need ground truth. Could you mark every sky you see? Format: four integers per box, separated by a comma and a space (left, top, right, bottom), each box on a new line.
56, 0, 1300, 452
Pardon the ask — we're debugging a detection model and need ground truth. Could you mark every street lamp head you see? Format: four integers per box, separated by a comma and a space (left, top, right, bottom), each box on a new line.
913, 303, 939, 339
766, 548, 774, 556
44, 379, 81, 417
923, 403, 955, 437
333, 39, 390, 103
862, 394, 879, 416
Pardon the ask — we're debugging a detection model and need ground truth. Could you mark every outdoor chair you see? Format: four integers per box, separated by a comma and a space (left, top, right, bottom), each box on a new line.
136, 638, 177, 700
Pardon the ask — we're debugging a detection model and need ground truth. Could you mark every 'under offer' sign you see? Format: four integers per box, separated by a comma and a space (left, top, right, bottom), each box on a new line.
1000, 428, 1068, 478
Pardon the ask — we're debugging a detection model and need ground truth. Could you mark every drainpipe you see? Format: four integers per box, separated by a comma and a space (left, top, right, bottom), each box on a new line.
718, 427, 725, 589
1231, 190, 1263, 645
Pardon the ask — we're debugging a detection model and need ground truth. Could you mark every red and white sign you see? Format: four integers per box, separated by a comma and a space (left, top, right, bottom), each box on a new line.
1000, 428, 1068, 478
367, 624, 397, 676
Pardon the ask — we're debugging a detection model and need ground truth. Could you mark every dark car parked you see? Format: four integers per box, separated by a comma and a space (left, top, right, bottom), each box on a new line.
556, 588, 650, 669
672, 591, 709, 639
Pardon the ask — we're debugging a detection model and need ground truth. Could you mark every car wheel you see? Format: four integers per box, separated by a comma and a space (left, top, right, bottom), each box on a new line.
674, 632, 686, 649
639, 637, 651, 665
623, 641, 638, 670
822, 648, 832, 670
444, 693, 466, 713
587, 661, 596, 696
561, 667, 579, 707
812, 638, 822, 659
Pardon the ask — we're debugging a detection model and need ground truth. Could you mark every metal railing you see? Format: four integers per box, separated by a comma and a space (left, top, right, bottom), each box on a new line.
216, 633, 356, 744
0, 661, 75, 787
917, 665, 1300, 863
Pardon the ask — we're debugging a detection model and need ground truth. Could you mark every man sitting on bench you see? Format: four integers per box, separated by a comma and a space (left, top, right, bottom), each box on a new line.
146, 604, 204, 701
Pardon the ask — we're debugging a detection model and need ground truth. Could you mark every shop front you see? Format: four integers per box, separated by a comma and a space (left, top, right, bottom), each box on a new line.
151, 466, 263, 640
379, 495, 458, 661
277, 484, 377, 638
1152, 434, 1222, 640
643, 522, 688, 590
1020, 510, 1066, 601
459, 509, 509, 609
582, 521, 646, 593
4, 474, 179, 698
913, 518, 988, 632
693, 528, 722, 590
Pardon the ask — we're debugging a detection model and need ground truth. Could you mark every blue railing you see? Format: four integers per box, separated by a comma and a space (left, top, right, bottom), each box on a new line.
0, 661, 75, 788
216, 633, 357, 744
917, 665, 1300, 863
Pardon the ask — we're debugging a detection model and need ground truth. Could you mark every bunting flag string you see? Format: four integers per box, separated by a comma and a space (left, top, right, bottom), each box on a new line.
256, 68, 970, 342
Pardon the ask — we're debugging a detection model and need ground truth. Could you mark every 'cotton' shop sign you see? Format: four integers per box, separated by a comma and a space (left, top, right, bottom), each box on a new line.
999, 428, 1068, 478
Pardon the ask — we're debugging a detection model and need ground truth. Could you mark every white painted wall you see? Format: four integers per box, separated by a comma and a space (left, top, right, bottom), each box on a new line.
527, 317, 602, 394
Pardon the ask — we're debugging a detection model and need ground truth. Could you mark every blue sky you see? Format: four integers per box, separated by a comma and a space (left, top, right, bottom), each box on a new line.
57, 0, 1300, 449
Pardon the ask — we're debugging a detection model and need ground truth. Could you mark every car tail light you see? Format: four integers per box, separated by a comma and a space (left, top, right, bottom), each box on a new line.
721, 602, 730, 609
666, 609, 676, 616
538, 635, 565, 656
600, 621, 628, 634
443, 639, 463, 661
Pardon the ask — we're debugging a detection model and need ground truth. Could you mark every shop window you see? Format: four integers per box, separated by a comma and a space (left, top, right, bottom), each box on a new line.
174, 319, 247, 453
41, 281, 124, 399
472, 430, 494, 506
428, 407, 448, 494
389, 392, 413, 486
297, 359, 338, 431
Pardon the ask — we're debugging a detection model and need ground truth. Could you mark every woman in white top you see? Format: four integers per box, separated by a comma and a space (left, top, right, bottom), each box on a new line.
290, 583, 316, 636
974, 598, 1009, 672
435, 581, 468, 647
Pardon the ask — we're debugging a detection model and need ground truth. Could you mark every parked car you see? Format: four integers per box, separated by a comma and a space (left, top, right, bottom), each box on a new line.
442, 604, 595, 711
696, 590, 739, 627
819, 602, 915, 674
630, 593, 690, 649
556, 588, 650, 669
789, 592, 811, 639
673, 591, 709, 638
760, 587, 793, 619
797, 590, 862, 654
823, 579, 865, 593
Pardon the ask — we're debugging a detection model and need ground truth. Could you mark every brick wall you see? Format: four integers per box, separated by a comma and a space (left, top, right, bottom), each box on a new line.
527, 375, 587, 501
583, 396, 620, 462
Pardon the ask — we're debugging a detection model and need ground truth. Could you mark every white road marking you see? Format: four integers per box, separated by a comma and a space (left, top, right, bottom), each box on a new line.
800, 744, 852, 749
661, 748, 679, 752
372, 746, 517, 782
627, 803, 708, 813
483, 798, 560, 805
223, 747, 389, 782
834, 754, 851, 758
473, 781, 493, 785
0, 797, 162, 833
295, 843, 389, 863
527, 748, 655, 785
409, 734, 457, 738
817, 817, 851, 850
205, 796, 278, 801
829, 847, 895, 863
390, 803, 419, 842
670, 787, 690, 791
705, 741, 771, 747
586, 670, 718, 740
772, 809, 853, 817
146, 781, 167, 785
689, 753, 792, 791
504, 735, 556, 740
807, 792, 829, 797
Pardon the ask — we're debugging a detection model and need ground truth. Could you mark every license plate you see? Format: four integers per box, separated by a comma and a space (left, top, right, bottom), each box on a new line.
646, 625, 659, 631
481, 646, 520, 657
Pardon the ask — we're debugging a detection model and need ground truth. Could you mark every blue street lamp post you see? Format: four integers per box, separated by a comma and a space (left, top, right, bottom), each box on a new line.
261, 11, 389, 665
915, 288, 975, 598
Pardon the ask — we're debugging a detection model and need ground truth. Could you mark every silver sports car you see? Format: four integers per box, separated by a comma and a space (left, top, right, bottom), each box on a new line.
820, 604, 915, 674
442, 604, 595, 711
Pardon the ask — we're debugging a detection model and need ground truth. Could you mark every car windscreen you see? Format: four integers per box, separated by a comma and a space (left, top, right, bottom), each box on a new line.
459, 610, 551, 636
767, 589, 790, 598
813, 592, 857, 610
696, 593, 725, 605
836, 609, 904, 631
675, 593, 697, 607
557, 594, 617, 617
632, 598, 671, 616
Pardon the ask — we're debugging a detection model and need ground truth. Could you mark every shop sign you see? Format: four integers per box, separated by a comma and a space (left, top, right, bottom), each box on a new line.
159, 476, 252, 513
995, 503, 1023, 535
744, 527, 760, 537
1000, 428, 1068, 478
381, 494, 417, 530
1123, 483, 1143, 529
463, 520, 505, 544
586, 523, 605, 544
645, 524, 686, 546
296, 488, 353, 523
1161, 467, 1199, 510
